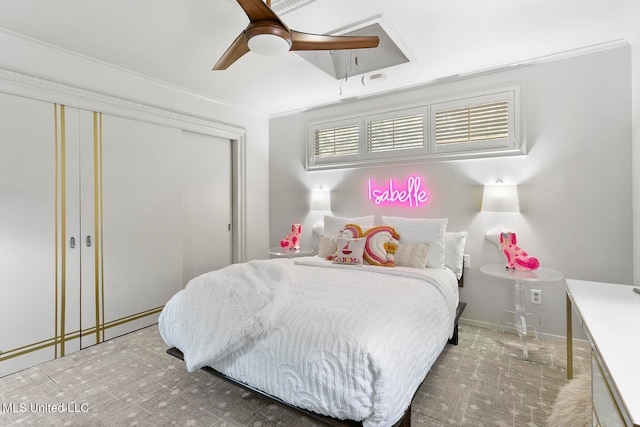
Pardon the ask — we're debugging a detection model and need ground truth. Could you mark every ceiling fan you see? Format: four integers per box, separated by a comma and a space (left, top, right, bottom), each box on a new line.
213, 0, 380, 70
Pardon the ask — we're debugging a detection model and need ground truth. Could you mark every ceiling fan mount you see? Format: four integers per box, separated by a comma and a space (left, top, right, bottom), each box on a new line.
213, 0, 379, 70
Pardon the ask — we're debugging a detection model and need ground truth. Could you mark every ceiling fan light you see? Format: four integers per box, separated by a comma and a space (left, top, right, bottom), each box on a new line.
248, 33, 291, 56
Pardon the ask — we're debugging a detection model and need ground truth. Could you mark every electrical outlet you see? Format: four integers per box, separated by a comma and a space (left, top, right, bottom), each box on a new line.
531, 289, 542, 305
463, 254, 470, 268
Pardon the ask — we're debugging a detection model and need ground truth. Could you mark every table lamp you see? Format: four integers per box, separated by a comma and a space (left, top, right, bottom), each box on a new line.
310, 188, 331, 235
481, 181, 519, 248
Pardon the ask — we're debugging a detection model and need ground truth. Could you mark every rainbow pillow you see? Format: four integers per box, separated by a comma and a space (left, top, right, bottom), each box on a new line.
339, 224, 400, 267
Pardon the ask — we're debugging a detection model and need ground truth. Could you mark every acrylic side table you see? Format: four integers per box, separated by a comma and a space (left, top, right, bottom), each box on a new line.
480, 264, 564, 360
268, 246, 314, 258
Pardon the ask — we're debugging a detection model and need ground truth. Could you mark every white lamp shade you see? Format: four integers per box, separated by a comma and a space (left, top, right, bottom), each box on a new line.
481, 184, 519, 213
310, 189, 331, 211
248, 34, 291, 56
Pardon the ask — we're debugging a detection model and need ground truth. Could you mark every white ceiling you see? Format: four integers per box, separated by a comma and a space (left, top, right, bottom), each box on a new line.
1, 0, 639, 117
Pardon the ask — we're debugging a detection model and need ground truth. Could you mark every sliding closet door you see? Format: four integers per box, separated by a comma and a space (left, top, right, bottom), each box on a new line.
181, 131, 232, 284
0, 95, 80, 376
78, 116, 234, 348
93, 114, 183, 342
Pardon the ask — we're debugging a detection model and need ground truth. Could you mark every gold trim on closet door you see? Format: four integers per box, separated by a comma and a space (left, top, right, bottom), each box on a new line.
84, 112, 162, 345
0, 330, 81, 362
0, 107, 165, 365
55, 103, 67, 358
0, 104, 71, 363
54, 104, 59, 358
93, 111, 105, 344
104, 306, 164, 330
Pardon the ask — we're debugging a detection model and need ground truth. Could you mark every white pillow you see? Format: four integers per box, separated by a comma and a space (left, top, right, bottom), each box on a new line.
333, 237, 366, 265
394, 242, 431, 269
318, 234, 337, 258
323, 215, 375, 236
382, 216, 448, 268
444, 231, 468, 279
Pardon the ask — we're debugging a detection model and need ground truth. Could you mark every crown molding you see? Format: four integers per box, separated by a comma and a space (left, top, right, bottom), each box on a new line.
0, 67, 245, 139
0, 65, 249, 263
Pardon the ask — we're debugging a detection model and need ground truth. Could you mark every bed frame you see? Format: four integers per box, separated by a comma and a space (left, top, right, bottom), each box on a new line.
166, 276, 466, 426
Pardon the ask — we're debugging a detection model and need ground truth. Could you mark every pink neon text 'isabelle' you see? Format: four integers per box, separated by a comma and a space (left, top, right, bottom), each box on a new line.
368, 176, 429, 208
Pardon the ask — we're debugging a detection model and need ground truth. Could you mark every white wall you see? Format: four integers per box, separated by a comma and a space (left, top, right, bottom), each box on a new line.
632, 36, 640, 283
270, 46, 633, 338
0, 30, 270, 261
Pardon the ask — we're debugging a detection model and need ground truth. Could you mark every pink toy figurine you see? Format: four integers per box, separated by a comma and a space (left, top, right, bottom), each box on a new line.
280, 223, 302, 250
500, 232, 539, 271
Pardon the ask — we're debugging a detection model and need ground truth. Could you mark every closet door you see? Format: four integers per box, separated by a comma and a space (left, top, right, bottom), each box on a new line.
81, 113, 184, 344
0, 95, 80, 376
181, 131, 232, 284
103, 114, 183, 340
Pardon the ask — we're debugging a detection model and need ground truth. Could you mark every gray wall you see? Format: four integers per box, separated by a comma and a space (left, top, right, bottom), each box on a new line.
269, 46, 633, 338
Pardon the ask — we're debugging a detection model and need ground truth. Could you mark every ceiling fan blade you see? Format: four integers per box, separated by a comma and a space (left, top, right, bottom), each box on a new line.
213, 31, 250, 70
236, 0, 286, 27
290, 30, 379, 51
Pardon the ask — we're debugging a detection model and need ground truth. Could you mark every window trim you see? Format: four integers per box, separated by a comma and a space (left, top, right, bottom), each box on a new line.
429, 90, 516, 155
306, 86, 523, 171
307, 116, 363, 168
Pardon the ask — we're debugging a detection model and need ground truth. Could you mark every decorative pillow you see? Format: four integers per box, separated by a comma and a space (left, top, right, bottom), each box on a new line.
362, 226, 400, 267
339, 224, 399, 267
332, 237, 366, 265
445, 231, 468, 279
323, 215, 375, 237
318, 234, 337, 258
394, 242, 431, 269
381, 216, 448, 268
337, 224, 360, 239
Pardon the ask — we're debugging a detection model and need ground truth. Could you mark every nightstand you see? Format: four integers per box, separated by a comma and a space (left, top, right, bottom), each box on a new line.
480, 264, 563, 360
268, 246, 315, 258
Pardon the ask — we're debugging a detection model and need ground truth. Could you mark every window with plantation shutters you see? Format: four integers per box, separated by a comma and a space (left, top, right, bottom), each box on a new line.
366, 110, 425, 155
430, 90, 516, 155
434, 101, 508, 145
314, 123, 359, 158
306, 87, 521, 170
308, 117, 362, 168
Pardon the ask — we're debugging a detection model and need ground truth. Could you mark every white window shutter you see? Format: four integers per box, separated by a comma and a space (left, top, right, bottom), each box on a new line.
367, 113, 424, 153
313, 124, 359, 158
435, 101, 509, 145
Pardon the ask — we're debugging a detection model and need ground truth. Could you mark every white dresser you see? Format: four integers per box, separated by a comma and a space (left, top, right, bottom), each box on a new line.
565, 279, 640, 427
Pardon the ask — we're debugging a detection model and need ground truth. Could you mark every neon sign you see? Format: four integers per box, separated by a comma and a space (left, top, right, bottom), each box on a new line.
368, 176, 430, 208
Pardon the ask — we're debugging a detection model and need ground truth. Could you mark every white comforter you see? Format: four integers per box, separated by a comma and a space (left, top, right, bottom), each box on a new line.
159, 256, 458, 427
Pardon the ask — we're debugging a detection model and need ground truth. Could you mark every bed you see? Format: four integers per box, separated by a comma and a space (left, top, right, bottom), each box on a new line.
159, 216, 467, 427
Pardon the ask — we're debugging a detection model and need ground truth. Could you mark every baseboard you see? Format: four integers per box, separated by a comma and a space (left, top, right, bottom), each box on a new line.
458, 317, 588, 343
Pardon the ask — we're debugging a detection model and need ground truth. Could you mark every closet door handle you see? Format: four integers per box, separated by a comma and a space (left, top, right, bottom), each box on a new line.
70, 237, 76, 249
86, 235, 92, 247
